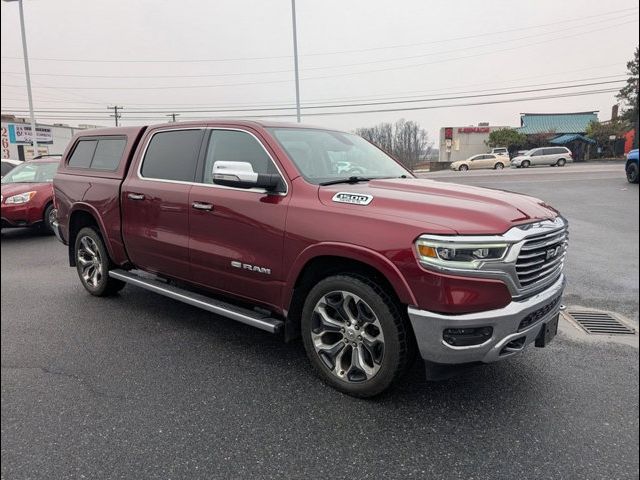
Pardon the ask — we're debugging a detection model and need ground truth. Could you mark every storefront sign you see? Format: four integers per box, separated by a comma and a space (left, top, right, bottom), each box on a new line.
458, 127, 490, 134
7, 124, 54, 145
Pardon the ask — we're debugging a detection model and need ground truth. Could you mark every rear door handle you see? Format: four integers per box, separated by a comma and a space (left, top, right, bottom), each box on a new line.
192, 201, 214, 211
127, 193, 145, 201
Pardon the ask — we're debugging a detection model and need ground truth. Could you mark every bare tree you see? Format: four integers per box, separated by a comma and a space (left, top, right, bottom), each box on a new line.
356, 119, 431, 169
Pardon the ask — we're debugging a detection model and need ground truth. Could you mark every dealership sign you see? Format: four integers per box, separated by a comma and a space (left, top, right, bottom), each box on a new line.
7, 123, 54, 145
458, 127, 491, 133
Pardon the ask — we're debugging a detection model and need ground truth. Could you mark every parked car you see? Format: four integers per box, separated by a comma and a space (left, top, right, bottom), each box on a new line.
1, 159, 22, 178
1, 157, 59, 232
53, 121, 568, 397
626, 149, 639, 183
489, 147, 509, 157
511, 147, 573, 168
450, 153, 510, 171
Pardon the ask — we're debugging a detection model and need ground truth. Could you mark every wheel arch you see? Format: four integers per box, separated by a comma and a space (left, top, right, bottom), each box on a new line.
67, 204, 113, 267
282, 244, 417, 341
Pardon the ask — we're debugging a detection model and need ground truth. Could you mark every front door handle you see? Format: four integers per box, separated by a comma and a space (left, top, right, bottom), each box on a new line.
192, 201, 214, 211
127, 193, 145, 201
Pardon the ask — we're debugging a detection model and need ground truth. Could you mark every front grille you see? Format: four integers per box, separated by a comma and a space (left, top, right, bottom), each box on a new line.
516, 225, 568, 289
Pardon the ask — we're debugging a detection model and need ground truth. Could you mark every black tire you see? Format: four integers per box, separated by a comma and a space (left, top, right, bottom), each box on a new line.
522, 160, 531, 168
557, 158, 567, 167
301, 274, 410, 398
626, 162, 639, 184
74, 227, 125, 296
494, 162, 504, 170
459, 164, 469, 171
40, 203, 56, 234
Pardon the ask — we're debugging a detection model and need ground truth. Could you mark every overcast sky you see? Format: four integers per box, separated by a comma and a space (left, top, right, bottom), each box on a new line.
1, 0, 638, 139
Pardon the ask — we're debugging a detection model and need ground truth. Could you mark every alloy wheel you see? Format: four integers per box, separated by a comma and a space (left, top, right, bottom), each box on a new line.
310, 291, 385, 383
77, 236, 103, 288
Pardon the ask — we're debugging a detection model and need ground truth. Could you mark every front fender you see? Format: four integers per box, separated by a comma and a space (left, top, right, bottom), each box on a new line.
282, 242, 417, 311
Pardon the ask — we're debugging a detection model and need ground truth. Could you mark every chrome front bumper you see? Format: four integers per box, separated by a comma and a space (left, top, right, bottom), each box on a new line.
408, 274, 565, 365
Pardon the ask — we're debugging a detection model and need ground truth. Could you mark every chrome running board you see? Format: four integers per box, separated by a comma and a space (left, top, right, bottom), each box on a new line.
109, 269, 284, 333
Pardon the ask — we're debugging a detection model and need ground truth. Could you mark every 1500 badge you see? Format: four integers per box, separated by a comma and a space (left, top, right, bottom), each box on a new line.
332, 192, 373, 206
231, 261, 271, 275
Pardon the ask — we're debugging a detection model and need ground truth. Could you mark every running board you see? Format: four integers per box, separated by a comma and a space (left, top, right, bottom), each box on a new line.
109, 269, 284, 334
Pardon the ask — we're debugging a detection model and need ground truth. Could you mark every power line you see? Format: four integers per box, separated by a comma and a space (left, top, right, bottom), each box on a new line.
1, 13, 633, 80
2, 19, 635, 92
1, 7, 636, 64
2, 78, 627, 115
7, 87, 619, 122
4, 63, 624, 109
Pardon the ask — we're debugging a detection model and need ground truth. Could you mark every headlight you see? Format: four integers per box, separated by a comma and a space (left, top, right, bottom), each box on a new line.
416, 236, 511, 270
4, 191, 37, 205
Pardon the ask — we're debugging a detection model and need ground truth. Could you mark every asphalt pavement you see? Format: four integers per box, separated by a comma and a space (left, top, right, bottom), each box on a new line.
2, 162, 638, 479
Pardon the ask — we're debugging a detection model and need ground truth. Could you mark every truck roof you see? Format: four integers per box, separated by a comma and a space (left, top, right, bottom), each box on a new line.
73, 120, 344, 137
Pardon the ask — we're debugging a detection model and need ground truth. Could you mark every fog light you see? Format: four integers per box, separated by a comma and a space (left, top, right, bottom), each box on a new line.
443, 327, 493, 346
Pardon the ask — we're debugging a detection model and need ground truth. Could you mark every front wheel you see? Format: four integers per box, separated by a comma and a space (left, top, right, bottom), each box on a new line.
458, 164, 469, 171
494, 162, 504, 170
557, 158, 567, 167
521, 160, 531, 168
40, 203, 56, 234
627, 162, 639, 183
301, 275, 411, 397
74, 227, 125, 296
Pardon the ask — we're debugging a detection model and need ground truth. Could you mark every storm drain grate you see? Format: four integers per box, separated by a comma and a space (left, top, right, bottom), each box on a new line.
565, 310, 636, 335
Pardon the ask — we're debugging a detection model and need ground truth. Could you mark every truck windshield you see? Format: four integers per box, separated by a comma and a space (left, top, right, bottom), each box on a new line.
268, 128, 412, 185
1, 161, 58, 184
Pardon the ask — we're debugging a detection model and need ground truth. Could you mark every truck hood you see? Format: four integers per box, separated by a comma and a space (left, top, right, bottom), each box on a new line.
1, 182, 51, 198
318, 178, 559, 235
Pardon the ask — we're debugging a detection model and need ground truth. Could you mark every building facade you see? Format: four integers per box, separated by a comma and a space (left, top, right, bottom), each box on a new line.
438, 124, 508, 163
1, 116, 102, 161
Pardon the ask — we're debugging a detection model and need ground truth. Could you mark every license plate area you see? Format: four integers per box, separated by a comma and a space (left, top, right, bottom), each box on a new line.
535, 313, 559, 347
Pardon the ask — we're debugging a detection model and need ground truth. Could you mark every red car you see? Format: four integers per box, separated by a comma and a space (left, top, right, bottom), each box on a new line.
1, 157, 59, 233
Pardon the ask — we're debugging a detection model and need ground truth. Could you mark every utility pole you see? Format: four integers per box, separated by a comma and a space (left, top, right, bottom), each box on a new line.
290, 0, 301, 123
166, 113, 180, 123
4, 0, 39, 151
108, 105, 123, 126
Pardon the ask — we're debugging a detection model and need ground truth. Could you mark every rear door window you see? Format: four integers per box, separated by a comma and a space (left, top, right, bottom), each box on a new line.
91, 138, 127, 170
68, 140, 97, 168
141, 129, 204, 182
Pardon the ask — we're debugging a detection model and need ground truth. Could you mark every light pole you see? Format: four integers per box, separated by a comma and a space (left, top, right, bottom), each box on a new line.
291, 0, 301, 123
3, 0, 38, 152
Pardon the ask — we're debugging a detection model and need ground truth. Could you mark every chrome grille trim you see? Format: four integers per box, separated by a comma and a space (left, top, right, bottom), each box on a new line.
515, 220, 568, 290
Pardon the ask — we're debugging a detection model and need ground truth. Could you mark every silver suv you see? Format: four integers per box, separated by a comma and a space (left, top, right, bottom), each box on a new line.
511, 147, 573, 168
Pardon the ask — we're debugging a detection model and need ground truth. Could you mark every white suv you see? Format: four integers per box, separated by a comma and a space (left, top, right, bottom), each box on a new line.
511, 147, 573, 168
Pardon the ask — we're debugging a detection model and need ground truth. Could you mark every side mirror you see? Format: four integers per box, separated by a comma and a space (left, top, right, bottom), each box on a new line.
212, 161, 281, 191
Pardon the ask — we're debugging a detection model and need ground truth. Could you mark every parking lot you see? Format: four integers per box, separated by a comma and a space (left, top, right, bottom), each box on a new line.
2, 163, 638, 479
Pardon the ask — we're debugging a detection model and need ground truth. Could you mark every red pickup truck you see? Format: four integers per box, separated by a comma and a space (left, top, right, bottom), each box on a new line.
53, 121, 568, 397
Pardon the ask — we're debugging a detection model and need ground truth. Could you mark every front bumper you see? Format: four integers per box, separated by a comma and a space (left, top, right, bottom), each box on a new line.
408, 274, 565, 364
51, 216, 65, 244
1, 203, 41, 228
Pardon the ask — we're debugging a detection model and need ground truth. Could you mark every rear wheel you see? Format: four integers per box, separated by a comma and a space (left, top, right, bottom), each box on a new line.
557, 158, 567, 167
494, 162, 504, 170
522, 160, 531, 168
627, 162, 639, 183
74, 227, 125, 296
301, 275, 410, 397
458, 164, 469, 171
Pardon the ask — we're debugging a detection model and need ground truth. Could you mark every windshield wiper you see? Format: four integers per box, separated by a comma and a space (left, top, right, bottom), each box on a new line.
319, 176, 373, 186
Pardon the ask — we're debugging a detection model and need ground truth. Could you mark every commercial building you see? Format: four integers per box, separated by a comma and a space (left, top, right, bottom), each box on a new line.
517, 111, 599, 161
438, 123, 508, 163
1, 115, 102, 160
